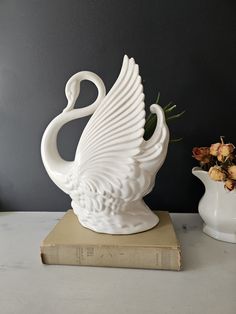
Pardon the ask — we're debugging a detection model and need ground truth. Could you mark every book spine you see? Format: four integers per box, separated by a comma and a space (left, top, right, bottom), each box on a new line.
41, 245, 181, 270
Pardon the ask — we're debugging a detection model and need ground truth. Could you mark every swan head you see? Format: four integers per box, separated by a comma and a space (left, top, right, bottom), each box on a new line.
64, 73, 81, 112
63, 71, 106, 113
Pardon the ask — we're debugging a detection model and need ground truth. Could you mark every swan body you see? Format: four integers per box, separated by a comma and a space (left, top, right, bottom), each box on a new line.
41, 56, 169, 234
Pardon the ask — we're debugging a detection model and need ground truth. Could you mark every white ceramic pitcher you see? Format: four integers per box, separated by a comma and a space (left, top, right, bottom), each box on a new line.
192, 167, 236, 243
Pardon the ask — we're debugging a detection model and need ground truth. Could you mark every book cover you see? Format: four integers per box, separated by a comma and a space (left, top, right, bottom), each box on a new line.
40, 210, 181, 270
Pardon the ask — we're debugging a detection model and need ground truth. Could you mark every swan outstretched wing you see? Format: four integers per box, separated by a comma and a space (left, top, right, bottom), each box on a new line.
76, 55, 145, 197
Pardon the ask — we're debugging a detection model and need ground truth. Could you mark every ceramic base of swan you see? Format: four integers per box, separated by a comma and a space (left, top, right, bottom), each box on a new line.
72, 199, 159, 234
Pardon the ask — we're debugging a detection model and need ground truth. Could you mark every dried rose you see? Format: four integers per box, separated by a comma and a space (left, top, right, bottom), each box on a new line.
192, 147, 210, 164
218, 143, 235, 157
217, 145, 234, 162
219, 143, 235, 157
209, 143, 221, 156
228, 165, 236, 180
224, 179, 235, 191
209, 166, 226, 181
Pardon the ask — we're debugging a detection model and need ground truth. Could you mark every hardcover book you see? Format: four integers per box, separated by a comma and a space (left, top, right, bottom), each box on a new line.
40, 210, 181, 271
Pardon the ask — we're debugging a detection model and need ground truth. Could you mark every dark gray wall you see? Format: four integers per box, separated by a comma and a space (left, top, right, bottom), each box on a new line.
0, 0, 236, 212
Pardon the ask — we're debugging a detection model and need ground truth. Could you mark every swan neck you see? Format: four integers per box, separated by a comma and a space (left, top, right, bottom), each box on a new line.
41, 70, 106, 193
41, 108, 95, 192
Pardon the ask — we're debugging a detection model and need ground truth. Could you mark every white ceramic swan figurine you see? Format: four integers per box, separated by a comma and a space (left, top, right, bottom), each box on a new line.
41, 55, 169, 234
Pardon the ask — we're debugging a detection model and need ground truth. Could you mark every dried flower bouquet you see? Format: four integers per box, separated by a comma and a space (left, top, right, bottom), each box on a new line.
192, 137, 236, 191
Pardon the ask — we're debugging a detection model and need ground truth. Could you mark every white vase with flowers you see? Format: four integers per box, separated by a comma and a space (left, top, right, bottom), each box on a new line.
192, 137, 236, 243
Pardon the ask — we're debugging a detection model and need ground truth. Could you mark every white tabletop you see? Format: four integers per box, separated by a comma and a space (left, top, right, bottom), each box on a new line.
0, 211, 235, 314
